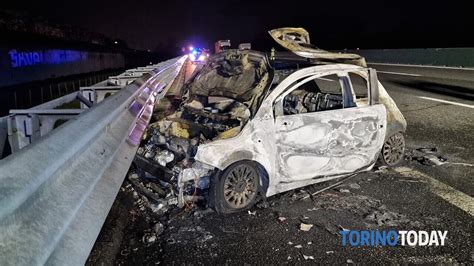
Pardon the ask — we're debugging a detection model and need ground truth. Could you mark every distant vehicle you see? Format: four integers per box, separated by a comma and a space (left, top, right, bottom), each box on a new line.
215, 40, 231, 53
188, 47, 209, 64
238, 43, 251, 50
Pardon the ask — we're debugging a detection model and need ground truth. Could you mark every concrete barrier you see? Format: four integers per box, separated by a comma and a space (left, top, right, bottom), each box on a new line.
342, 48, 474, 68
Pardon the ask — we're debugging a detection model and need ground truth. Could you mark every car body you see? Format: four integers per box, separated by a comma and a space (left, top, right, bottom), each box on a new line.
134, 28, 406, 213
194, 61, 405, 195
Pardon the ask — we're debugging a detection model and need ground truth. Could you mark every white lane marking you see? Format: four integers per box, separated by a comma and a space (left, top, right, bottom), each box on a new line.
449, 162, 474, 167
377, 71, 422, 77
394, 167, 474, 216
417, 96, 474, 109
370, 63, 474, 71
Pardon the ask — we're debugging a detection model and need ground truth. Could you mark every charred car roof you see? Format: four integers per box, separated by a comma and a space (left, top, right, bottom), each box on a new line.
269, 27, 367, 67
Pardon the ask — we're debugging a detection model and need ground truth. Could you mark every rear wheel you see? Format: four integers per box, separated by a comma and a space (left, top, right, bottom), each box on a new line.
380, 132, 405, 166
209, 161, 260, 213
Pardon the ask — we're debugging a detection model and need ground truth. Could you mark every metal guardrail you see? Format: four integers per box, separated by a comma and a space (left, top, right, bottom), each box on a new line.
79, 86, 124, 108
2, 62, 172, 155
0, 56, 187, 265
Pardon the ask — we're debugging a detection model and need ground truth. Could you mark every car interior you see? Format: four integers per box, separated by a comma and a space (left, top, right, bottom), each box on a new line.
282, 74, 344, 115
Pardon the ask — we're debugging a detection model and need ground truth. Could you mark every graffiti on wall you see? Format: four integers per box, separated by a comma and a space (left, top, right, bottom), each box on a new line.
8, 49, 88, 68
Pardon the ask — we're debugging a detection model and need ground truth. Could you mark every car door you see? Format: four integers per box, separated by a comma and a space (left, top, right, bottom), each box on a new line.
273, 70, 387, 182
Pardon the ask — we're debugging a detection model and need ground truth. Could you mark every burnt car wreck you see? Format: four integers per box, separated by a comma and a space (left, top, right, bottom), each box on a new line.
131, 27, 407, 213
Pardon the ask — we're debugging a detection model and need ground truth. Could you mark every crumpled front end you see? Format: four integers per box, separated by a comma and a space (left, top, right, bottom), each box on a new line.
132, 49, 272, 208
133, 97, 252, 207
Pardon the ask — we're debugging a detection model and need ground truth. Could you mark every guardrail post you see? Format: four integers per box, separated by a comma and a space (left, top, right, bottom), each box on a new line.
7, 114, 41, 152
80, 89, 96, 108
0, 117, 8, 157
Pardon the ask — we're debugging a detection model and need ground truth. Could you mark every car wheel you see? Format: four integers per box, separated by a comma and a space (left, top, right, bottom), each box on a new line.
380, 132, 405, 166
209, 161, 260, 213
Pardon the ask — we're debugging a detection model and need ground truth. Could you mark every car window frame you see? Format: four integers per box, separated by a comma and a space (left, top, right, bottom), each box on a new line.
273, 71, 357, 117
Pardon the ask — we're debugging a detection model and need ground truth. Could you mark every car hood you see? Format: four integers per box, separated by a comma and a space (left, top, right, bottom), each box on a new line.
188, 49, 273, 116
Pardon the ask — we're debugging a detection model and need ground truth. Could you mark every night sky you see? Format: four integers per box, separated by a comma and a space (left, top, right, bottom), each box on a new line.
1, 0, 471, 52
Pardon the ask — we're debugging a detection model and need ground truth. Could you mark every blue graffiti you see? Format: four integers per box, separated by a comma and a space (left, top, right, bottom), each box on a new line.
8, 49, 88, 68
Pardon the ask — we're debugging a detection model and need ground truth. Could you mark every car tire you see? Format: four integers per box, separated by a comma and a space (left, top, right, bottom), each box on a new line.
379, 132, 406, 166
209, 161, 261, 213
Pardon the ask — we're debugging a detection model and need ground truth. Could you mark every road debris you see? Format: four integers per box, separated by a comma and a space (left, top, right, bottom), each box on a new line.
194, 208, 214, 216
374, 166, 388, 173
120, 249, 129, 256
348, 183, 361, 189
303, 255, 315, 260
292, 190, 311, 200
338, 225, 349, 232
300, 174, 357, 200
294, 244, 303, 249
398, 179, 427, 183
278, 216, 287, 223
448, 162, 474, 167
147, 235, 157, 243
424, 155, 447, 166
256, 200, 270, 209
311, 193, 423, 228
154, 223, 164, 235
299, 223, 313, 231
405, 147, 448, 166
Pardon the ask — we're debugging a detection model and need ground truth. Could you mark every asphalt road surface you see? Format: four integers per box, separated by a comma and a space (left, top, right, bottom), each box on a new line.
87, 63, 473, 264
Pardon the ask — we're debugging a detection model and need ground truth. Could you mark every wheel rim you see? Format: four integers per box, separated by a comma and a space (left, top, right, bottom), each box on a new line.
382, 133, 405, 165
223, 164, 258, 209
